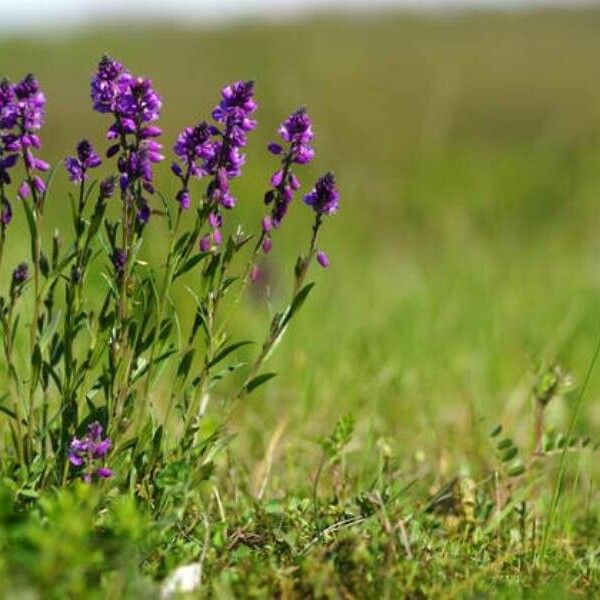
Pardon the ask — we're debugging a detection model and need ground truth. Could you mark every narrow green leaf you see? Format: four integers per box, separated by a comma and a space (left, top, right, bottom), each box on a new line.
244, 372, 277, 395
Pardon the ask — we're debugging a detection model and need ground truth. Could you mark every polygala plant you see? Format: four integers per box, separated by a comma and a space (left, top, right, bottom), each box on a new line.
0, 56, 339, 493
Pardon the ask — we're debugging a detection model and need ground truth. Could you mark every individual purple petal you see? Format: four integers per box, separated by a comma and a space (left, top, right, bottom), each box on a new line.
199, 235, 211, 252
96, 467, 113, 479
316, 250, 330, 268
270, 169, 284, 187
268, 142, 283, 155
18, 181, 30, 199
262, 236, 273, 254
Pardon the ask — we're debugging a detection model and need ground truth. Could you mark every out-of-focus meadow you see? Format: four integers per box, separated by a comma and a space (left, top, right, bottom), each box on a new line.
3, 7, 600, 480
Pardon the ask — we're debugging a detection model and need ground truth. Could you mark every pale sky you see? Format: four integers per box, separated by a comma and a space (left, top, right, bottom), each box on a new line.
0, 0, 597, 33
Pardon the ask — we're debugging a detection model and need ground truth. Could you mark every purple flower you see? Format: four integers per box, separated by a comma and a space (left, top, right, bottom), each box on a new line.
304, 172, 339, 215
199, 235, 211, 253
18, 181, 30, 200
68, 421, 113, 482
112, 248, 127, 274
137, 201, 150, 224
173, 121, 215, 179
316, 250, 330, 268
11, 262, 28, 285
100, 176, 116, 199
65, 139, 102, 183
177, 190, 191, 210
1, 200, 11, 226
261, 236, 273, 254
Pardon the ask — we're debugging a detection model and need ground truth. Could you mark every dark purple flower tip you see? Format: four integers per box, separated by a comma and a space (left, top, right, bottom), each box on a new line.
12, 262, 29, 285
1, 200, 12, 226
264, 190, 275, 205
270, 169, 284, 188
316, 250, 330, 268
112, 248, 128, 274
212, 228, 222, 246
70, 265, 83, 284
304, 172, 340, 215
96, 467, 113, 479
177, 190, 191, 210
199, 235, 211, 253
171, 162, 183, 177
268, 142, 283, 155
100, 176, 116, 199
289, 173, 301, 191
106, 144, 120, 158
262, 215, 273, 233
137, 202, 151, 224
1, 154, 18, 170
261, 236, 273, 254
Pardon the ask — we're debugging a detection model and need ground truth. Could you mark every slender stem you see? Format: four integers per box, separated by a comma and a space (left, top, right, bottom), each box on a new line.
22, 155, 43, 464
227, 214, 322, 418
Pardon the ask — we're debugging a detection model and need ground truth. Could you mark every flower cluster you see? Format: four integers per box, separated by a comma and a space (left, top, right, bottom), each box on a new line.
10, 261, 29, 298
172, 80, 257, 247
91, 55, 164, 202
68, 421, 112, 482
65, 139, 102, 183
304, 172, 340, 269
304, 171, 339, 216
261, 108, 315, 253
0, 74, 47, 223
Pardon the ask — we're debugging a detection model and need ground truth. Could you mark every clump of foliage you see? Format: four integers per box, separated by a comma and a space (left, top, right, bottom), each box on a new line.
0, 58, 339, 493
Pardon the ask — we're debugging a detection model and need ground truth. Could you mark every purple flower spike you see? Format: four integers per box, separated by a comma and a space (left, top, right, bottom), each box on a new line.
261, 108, 315, 235
68, 421, 113, 483
91, 56, 163, 201
304, 172, 339, 216
14, 74, 46, 134
316, 250, 330, 268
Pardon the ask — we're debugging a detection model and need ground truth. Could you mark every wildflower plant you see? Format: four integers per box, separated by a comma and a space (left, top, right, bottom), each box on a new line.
0, 56, 339, 497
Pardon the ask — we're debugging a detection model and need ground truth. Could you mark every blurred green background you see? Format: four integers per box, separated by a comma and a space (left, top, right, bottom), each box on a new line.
2, 8, 600, 477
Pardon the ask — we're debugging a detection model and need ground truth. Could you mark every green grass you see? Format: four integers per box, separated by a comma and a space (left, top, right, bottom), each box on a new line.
3, 7, 600, 597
